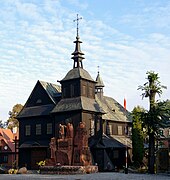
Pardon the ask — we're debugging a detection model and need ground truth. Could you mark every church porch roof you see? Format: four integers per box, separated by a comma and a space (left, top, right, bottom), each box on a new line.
89, 134, 127, 149
51, 96, 104, 114
17, 104, 55, 118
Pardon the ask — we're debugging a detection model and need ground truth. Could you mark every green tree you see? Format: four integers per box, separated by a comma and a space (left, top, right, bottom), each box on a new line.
138, 71, 167, 174
132, 106, 145, 167
7, 104, 23, 130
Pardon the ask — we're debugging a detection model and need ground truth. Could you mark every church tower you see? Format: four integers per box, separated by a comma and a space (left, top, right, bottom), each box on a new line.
52, 14, 103, 137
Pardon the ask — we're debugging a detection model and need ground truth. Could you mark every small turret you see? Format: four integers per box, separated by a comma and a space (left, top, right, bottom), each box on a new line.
95, 70, 104, 98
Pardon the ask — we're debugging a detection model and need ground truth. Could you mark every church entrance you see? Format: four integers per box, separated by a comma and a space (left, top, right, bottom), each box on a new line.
31, 148, 47, 169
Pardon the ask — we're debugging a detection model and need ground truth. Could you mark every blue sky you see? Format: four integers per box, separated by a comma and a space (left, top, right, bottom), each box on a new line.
0, 0, 170, 121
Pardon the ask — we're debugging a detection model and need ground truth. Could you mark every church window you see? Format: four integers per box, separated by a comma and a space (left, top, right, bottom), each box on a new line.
89, 87, 93, 97
90, 119, 94, 136
124, 126, 128, 135
47, 123, 52, 134
25, 125, 31, 136
118, 125, 122, 135
83, 85, 86, 95
71, 84, 75, 97
97, 119, 100, 131
129, 127, 132, 136
63, 87, 66, 98
106, 124, 112, 135
36, 124, 41, 135
63, 86, 70, 97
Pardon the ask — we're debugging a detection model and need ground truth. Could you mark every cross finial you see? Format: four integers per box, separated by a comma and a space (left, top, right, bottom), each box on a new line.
97, 66, 100, 73
73, 14, 82, 37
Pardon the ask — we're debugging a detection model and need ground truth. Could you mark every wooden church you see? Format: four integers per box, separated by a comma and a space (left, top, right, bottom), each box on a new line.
17, 20, 132, 171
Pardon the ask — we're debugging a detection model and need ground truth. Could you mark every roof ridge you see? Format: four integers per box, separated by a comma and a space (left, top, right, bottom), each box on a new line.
39, 80, 60, 86
39, 80, 61, 104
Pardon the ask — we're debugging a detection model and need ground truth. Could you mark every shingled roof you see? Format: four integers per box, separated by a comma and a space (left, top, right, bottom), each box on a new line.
89, 133, 126, 149
111, 135, 132, 148
17, 81, 61, 118
61, 67, 95, 82
51, 96, 104, 113
95, 94, 132, 123
17, 104, 55, 118
95, 71, 104, 88
39, 81, 61, 104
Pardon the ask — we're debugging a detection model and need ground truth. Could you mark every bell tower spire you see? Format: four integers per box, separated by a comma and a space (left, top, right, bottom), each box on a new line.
72, 14, 84, 68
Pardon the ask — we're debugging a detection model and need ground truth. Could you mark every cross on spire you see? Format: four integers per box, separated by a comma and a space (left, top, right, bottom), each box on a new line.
97, 66, 100, 73
73, 14, 82, 37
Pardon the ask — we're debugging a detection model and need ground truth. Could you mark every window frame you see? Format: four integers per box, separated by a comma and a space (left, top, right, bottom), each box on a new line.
117, 125, 123, 135
47, 123, 52, 135
25, 125, 31, 136
3, 155, 8, 163
0, 155, 8, 163
36, 124, 41, 135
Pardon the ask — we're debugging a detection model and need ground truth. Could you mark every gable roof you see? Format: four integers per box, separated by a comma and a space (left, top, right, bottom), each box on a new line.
95, 94, 132, 123
25, 80, 61, 106
39, 81, 61, 104
0, 128, 17, 152
17, 81, 61, 118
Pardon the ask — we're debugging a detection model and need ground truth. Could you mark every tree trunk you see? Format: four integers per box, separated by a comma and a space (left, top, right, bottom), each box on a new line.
148, 87, 156, 174
148, 130, 155, 174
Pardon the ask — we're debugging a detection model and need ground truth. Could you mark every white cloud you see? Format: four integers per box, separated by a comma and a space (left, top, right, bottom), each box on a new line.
66, 0, 88, 10
0, 0, 170, 121
119, 1, 170, 31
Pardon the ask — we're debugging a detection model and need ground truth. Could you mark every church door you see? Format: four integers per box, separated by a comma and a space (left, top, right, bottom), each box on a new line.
31, 148, 46, 169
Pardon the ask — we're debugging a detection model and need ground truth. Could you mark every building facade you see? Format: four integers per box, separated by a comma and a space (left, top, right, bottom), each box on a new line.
17, 32, 132, 170
0, 128, 18, 168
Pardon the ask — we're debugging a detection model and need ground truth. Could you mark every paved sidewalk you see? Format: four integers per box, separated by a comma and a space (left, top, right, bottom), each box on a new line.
0, 172, 170, 180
